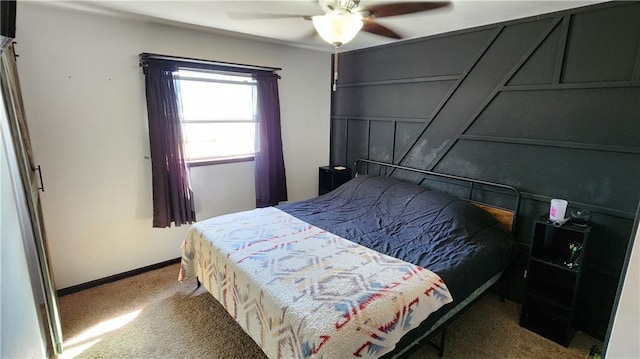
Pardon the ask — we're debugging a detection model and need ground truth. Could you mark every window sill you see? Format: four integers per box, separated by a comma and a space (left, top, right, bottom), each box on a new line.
187, 155, 254, 167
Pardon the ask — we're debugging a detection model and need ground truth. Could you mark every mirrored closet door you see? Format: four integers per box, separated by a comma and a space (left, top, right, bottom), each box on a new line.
1, 41, 63, 355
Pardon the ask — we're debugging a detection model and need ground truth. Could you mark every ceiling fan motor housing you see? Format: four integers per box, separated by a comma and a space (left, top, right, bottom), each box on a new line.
322, 0, 361, 14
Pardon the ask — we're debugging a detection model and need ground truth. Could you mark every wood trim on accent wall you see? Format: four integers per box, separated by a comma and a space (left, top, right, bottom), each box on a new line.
502, 81, 640, 91
337, 75, 459, 88
553, 15, 571, 84
426, 17, 562, 171
390, 26, 504, 172
459, 135, 640, 155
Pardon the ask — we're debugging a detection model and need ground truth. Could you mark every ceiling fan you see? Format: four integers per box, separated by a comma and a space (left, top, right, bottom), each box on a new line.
231, 1, 451, 47
318, 0, 451, 46
231, 1, 450, 91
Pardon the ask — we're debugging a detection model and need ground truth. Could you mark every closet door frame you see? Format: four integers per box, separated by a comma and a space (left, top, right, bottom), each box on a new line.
1, 42, 63, 355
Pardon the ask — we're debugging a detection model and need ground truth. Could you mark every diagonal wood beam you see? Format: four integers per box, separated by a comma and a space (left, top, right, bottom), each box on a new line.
553, 15, 571, 84
387, 26, 504, 176
426, 16, 563, 172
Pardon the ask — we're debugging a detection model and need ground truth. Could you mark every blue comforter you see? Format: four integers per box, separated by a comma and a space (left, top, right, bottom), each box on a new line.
278, 175, 518, 303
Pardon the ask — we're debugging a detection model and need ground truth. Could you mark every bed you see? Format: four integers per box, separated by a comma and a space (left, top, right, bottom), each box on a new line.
179, 159, 520, 358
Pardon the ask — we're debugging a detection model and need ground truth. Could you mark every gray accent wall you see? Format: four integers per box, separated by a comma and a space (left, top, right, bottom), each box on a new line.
330, 2, 640, 340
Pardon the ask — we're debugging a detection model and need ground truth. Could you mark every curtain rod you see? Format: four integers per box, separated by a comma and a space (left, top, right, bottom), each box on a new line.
139, 52, 281, 72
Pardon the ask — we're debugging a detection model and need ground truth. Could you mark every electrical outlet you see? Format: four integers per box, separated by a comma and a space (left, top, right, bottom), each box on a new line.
523, 269, 528, 279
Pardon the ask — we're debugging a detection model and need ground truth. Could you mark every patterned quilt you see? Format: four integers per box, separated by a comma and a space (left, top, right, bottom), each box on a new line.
180, 207, 453, 359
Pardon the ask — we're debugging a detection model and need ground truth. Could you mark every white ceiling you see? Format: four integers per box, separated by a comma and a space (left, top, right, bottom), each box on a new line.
45, 0, 606, 52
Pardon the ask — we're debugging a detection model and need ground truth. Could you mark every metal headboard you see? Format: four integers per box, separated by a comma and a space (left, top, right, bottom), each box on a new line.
354, 159, 521, 235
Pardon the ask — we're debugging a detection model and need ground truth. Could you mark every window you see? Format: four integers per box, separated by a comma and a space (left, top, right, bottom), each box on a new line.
175, 69, 258, 164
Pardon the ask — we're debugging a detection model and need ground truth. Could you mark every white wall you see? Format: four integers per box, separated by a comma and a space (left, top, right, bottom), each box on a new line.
606, 221, 640, 359
16, 3, 331, 288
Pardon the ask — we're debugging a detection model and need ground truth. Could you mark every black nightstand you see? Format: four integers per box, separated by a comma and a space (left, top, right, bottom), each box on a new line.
318, 166, 351, 195
520, 219, 591, 347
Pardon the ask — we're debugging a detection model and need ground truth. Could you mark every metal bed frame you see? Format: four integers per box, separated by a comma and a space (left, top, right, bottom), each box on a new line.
354, 159, 522, 358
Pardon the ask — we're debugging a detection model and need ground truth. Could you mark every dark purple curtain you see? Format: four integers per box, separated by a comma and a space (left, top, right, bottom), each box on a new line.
254, 72, 287, 208
143, 61, 196, 227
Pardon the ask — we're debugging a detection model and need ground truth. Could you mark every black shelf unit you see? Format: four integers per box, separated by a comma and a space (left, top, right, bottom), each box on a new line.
520, 219, 591, 347
318, 166, 351, 195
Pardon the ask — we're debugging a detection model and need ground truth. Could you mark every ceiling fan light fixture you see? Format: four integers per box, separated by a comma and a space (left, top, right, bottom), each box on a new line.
312, 12, 363, 47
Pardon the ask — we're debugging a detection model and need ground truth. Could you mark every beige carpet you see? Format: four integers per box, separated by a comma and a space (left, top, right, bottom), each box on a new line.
56, 263, 601, 359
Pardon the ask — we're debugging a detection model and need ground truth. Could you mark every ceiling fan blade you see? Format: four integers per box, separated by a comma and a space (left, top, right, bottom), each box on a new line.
362, 20, 402, 39
228, 12, 312, 21
362, 2, 451, 18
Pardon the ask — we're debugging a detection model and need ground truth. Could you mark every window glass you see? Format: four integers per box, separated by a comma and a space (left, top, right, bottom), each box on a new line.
181, 122, 256, 162
175, 69, 257, 163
